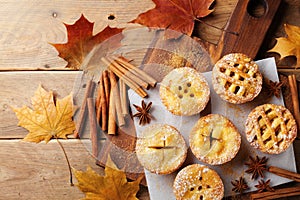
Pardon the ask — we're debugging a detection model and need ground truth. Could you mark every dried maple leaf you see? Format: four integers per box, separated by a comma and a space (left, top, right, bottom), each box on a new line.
52, 14, 124, 70
74, 155, 142, 200
269, 24, 300, 68
12, 85, 75, 143
131, 0, 215, 38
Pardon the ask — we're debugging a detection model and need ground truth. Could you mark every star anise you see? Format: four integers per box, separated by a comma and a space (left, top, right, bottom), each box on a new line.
231, 177, 249, 194
264, 78, 283, 98
245, 156, 268, 180
255, 179, 275, 193
132, 100, 152, 125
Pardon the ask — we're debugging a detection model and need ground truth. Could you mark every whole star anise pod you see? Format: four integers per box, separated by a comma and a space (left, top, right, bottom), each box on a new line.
245, 156, 268, 180
231, 177, 249, 194
264, 78, 283, 98
255, 179, 275, 193
132, 100, 152, 125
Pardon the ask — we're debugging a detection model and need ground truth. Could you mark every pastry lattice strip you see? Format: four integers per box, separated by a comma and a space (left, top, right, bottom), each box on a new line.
219, 61, 256, 96
255, 107, 291, 151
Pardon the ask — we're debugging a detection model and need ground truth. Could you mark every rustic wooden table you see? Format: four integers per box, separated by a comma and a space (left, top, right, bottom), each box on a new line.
0, 0, 299, 199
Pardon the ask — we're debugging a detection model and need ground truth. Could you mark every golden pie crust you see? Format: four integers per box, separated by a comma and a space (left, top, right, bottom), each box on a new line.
135, 124, 187, 174
173, 164, 224, 200
212, 53, 262, 104
245, 104, 297, 154
159, 67, 210, 116
189, 114, 241, 165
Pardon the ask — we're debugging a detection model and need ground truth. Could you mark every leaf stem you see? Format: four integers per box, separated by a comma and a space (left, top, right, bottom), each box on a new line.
56, 137, 74, 186
195, 18, 238, 36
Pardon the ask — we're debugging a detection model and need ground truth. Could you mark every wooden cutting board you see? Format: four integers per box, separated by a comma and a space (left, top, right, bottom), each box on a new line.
97, 0, 282, 184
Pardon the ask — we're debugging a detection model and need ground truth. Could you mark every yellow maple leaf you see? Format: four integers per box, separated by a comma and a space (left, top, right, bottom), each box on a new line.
12, 85, 75, 143
74, 155, 142, 200
269, 24, 300, 68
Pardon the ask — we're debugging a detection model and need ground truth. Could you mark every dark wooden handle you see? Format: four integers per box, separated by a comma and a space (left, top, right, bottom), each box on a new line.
219, 0, 281, 59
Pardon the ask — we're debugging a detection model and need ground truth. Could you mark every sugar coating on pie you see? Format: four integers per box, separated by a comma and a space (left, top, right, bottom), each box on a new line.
159, 67, 210, 116
212, 53, 263, 104
189, 114, 241, 165
135, 124, 187, 174
173, 164, 224, 200
245, 104, 297, 154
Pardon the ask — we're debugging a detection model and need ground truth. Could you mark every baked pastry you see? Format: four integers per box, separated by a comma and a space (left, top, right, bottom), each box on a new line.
189, 114, 241, 165
245, 104, 297, 154
135, 124, 187, 174
173, 164, 224, 200
159, 67, 210, 116
212, 53, 263, 104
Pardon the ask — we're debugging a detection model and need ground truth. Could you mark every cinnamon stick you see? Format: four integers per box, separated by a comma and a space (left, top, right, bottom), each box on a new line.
108, 79, 116, 135
112, 55, 157, 87
119, 79, 128, 116
250, 185, 300, 200
103, 70, 110, 104
96, 75, 103, 123
101, 57, 147, 98
288, 74, 300, 138
100, 72, 108, 131
106, 57, 149, 89
87, 98, 98, 158
109, 70, 125, 127
268, 166, 300, 182
74, 79, 94, 138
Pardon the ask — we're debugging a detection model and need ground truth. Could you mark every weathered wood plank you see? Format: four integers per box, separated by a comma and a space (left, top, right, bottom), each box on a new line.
0, 0, 155, 70
0, 71, 83, 138
0, 139, 149, 199
0, 0, 237, 70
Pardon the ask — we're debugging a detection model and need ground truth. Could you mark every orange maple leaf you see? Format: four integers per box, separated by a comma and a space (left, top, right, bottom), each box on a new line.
131, 0, 214, 38
52, 14, 124, 70
268, 24, 300, 68
74, 155, 142, 200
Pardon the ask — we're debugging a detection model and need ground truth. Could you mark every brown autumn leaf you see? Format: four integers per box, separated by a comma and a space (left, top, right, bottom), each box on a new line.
131, 0, 215, 38
268, 24, 300, 68
12, 85, 76, 143
74, 155, 142, 200
52, 14, 124, 70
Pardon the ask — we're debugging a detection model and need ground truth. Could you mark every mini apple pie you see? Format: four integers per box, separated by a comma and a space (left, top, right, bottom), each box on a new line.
189, 114, 241, 165
245, 104, 297, 154
212, 53, 262, 104
135, 124, 187, 174
159, 67, 210, 116
173, 164, 224, 200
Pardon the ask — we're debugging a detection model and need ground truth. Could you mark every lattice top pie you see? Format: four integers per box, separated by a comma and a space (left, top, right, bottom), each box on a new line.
173, 164, 224, 200
245, 104, 297, 154
212, 53, 263, 104
160, 67, 210, 116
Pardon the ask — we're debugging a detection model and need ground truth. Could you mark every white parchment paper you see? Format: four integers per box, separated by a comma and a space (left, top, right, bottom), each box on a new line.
128, 58, 297, 198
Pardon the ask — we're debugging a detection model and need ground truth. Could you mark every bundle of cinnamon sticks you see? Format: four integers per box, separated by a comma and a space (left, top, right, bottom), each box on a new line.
96, 55, 157, 135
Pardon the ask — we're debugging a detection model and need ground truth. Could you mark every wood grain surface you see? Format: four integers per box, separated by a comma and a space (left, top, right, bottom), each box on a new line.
0, 0, 299, 199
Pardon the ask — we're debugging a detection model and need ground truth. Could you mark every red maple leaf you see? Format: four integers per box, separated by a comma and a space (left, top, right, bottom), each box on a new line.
131, 0, 214, 38
52, 14, 124, 69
